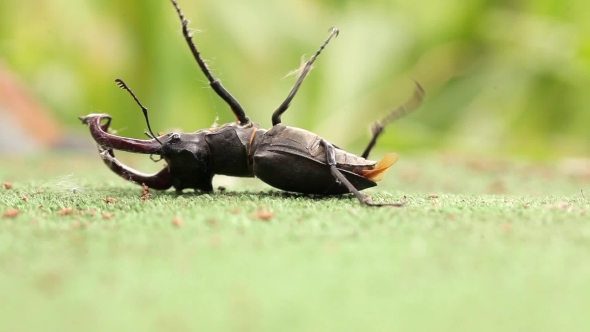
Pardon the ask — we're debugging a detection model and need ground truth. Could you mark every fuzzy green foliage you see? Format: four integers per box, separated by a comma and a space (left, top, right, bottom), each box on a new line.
1, 154, 589, 331
2, 0, 590, 157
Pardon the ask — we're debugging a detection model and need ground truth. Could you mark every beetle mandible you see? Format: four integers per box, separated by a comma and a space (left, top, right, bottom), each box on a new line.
79, 0, 425, 207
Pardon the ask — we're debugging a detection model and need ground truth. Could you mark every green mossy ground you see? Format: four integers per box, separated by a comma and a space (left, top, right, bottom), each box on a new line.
1, 154, 589, 331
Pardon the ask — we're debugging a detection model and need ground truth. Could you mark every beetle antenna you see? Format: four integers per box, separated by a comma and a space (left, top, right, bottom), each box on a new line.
272, 27, 339, 126
169, 0, 249, 125
114, 78, 162, 145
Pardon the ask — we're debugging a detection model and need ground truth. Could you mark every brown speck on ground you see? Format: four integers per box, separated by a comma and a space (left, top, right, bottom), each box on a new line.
545, 202, 573, 212
80, 209, 97, 216
172, 217, 183, 227
428, 193, 439, 199
206, 218, 219, 227
22, 197, 29, 202
2, 182, 13, 189
105, 197, 118, 203
3, 208, 19, 218
58, 207, 74, 216
253, 207, 274, 221
37, 272, 62, 295
487, 180, 507, 194
72, 221, 85, 229
209, 235, 222, 247
523, 204, 530, 209
38, 205, 44, 210
141, 183, 152, 201
231, 208, 241, 214
502, 223, 512, 232
102, 213, 114, 220
218, 186, 226, 192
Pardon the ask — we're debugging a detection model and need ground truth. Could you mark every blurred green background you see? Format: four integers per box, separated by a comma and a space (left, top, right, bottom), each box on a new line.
1, 0, 589, 158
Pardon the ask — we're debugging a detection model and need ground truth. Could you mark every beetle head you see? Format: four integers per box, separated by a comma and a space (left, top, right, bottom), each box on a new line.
80, 114, 214, 191
158, 131, 214, 192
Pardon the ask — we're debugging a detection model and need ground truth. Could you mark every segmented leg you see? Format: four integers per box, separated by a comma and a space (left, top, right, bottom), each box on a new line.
272, 28, 339, 126
99, 147, 172, 190
321, 140, 405, 207
361, 82, 425, 159
169, 0, 249, 125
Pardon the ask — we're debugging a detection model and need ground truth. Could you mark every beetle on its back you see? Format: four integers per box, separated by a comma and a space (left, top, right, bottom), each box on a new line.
79, 0, 424, 207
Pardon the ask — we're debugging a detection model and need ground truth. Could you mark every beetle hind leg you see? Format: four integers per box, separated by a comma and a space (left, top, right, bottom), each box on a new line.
361, 82, 425, 159
99, 147, 172, 190
321, 140, 405, 207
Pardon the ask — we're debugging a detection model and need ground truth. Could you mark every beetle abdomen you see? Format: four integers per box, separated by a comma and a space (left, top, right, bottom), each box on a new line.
252, 124, 385, 195
253, 147, 377, 195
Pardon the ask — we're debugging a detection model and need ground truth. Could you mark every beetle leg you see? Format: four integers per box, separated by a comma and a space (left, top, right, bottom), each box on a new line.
271, 28, 339, 126
361, 82, 425, 159
321, 140, 405, 207
169, 0, 249, 125
98, 147, 172, 190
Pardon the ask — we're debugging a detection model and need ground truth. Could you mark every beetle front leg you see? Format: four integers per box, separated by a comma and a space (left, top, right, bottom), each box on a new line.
321, 140, 405, 207
99, 147, 172, 190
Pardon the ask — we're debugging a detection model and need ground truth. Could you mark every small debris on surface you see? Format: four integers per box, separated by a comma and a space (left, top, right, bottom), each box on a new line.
3, 208, 19, 218
209, 235, 222, 247
545, 202, 573, 212
231, 208, 241, 214
22, 197, 29, 202
253, 207, 274, 221
72, 221, 86, 229
2, 182, 13, 189
502, 223, 512, 232
487, 180, 507, 194
206, 218, 219, 227
58, 208, 74, 216
140, 183, 152, 201
80, 209, 97, 216
104, 197, 118, 203
172, 217, 183, 228
217, 186, 226, 192
102, 213, 114, 220
428, 193, 439, 199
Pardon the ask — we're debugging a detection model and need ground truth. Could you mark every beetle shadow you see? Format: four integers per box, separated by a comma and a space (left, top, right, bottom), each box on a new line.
163, 189, 356, 202
92, 186, 356, 202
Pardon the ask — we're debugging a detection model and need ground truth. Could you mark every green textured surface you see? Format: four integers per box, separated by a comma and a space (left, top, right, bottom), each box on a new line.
1, 154, 590, 331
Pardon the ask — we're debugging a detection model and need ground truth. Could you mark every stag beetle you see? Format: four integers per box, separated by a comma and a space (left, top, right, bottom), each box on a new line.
79, 0, 424, 207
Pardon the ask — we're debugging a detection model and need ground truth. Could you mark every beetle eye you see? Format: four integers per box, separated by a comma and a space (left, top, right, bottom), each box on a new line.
169, 133, 181, 143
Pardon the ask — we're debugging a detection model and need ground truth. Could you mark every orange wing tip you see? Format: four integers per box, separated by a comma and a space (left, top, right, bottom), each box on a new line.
360, 153, 399, 182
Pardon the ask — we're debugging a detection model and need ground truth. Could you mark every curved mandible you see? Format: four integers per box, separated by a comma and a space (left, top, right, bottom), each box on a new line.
79, 114, 163, 154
